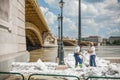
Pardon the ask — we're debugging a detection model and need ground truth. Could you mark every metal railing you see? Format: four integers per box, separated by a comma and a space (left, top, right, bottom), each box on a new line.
86, 76, 120, 80
28, 73, 80, 80
0, 72, 25, 80
1, 72, 120, 80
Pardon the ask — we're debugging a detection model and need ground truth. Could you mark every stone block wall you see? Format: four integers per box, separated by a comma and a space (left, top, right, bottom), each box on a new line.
0, 0, 29, 74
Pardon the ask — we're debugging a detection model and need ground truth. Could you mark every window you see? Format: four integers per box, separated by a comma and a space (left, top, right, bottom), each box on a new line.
0, 0, 9, 22
0, 0, 11, 31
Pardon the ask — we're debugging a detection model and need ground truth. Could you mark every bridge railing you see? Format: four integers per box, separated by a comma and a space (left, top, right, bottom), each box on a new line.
0, 72, 25, 80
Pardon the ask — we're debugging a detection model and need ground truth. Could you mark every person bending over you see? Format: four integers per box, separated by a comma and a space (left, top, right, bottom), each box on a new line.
74, 45, 83, 68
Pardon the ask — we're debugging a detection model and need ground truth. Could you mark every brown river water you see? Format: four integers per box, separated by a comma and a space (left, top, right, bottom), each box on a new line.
30, 46, 120, 62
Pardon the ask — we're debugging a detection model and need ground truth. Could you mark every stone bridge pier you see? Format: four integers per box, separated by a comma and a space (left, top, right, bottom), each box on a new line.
0, 0, 50, 77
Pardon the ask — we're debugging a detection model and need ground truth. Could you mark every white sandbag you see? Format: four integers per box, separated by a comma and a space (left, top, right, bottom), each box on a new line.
66, 61, 75, 68
88, 67, 102, 76
109, 63, 118, 71
64, 53, 75, 68
35, 59, 48, 71
11, 62, 36, 71
44, 62, 58, 70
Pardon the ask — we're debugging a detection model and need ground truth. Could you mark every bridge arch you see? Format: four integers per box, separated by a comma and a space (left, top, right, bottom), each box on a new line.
25, 0, 50, 50
26, 22, 43, 48
26, 33, 35, 46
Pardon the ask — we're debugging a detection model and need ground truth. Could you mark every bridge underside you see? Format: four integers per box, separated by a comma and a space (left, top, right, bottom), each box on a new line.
26, 29, 41, 50
25, 0, 50, 50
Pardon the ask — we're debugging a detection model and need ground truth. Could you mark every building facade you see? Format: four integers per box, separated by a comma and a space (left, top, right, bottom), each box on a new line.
43, 33, 57, 48
0, 0, 29, 74
89, 36, 103, 43
109, 36, 120, 44
88, 36, 103, 46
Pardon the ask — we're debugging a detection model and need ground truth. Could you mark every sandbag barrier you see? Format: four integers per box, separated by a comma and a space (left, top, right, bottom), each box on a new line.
86, 76, 120, 80
28, 73, 80, 80
0, 72, 25, 80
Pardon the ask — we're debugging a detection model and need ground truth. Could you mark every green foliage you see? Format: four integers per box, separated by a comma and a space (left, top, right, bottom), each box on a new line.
112, 40, 120, 45
106, 41, 110, 45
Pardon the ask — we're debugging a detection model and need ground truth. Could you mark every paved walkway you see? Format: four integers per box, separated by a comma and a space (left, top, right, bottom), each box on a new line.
101, 57, 120, 63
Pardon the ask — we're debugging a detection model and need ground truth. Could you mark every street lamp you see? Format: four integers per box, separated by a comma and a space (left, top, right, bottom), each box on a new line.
57, 14, 61, 59
59, 0, 65, 65
78, 0, 81, 46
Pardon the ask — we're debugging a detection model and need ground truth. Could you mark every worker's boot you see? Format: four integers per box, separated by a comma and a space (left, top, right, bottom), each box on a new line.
79, 64, 83, 68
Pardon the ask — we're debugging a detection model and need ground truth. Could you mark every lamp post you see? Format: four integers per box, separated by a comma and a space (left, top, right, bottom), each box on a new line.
57, 14, 61, 59
59, 0, 65, 65
78, 0, 81, 46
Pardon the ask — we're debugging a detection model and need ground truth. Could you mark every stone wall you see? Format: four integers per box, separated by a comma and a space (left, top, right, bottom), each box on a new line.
0, 0, 29, 74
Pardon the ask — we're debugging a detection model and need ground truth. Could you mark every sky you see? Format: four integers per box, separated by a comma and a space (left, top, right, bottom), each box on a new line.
37, 0, 120, 39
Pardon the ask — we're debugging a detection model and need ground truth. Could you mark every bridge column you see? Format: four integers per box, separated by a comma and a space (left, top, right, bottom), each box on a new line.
0, 0, 29, 77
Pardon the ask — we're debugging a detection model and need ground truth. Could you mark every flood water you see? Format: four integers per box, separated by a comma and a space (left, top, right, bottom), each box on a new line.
30, 46, 120, 62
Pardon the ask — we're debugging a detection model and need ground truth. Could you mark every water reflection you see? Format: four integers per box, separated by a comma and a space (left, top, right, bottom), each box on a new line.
30, 46, 120, 62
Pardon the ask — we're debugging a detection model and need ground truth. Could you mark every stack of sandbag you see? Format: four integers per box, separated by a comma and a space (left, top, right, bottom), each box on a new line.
11, 51, 120, 79
64, 50, 120, 77
11, 59, 58, 75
